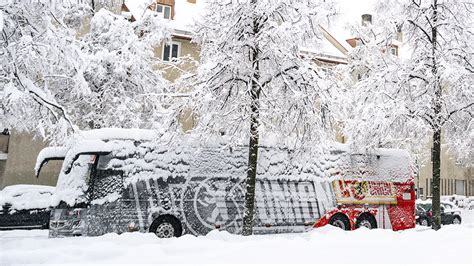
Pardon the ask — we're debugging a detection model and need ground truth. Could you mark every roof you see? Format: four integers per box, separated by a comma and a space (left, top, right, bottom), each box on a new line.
124, 0, 205, 36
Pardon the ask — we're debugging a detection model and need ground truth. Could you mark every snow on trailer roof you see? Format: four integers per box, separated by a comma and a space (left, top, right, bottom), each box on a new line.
323, 143, 413, 182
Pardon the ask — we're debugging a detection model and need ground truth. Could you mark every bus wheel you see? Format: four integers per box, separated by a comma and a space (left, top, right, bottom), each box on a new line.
356, 213, 377, 229
329, 214, 350, 230
149, 215, 182, 238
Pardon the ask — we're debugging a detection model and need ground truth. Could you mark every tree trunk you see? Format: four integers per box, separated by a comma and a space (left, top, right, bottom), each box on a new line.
431, 129, 442, 230
242, 7, 260, 236
242, 97, 260, 235
430, 0, 442, 231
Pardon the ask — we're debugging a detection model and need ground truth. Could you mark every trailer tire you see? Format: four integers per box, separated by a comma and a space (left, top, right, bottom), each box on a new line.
149, 215, 182, 238
329, 213, 351, 230
356, 213, 377, 229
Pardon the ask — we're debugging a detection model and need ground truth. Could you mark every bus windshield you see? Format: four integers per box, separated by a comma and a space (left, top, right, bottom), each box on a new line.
51, 154, 96, 207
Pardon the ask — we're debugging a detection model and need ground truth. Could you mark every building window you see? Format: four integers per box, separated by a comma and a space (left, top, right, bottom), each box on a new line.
0, 128, 9, 155
156, 4, 171, 19
455, 180, 465, 195
162, 42, 180, 62
418, 187, 423, 199
389, 47, 397, 56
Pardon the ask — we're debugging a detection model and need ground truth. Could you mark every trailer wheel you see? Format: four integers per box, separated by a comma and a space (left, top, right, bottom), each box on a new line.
149, 215, 182, 238
356, 213, 377, 229
329, 213, 350, 230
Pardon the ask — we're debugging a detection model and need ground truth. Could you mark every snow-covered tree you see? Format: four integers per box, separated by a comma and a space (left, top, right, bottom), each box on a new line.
342, 0, 473, 230
74, 9, 171, 130
0, 1, 89, 141
181, 0, 338, 235
0, 1, 172, 142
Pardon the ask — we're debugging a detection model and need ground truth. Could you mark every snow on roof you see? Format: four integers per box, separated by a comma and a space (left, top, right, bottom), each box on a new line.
124, 0, 205, 35
0, 185, 55, 210
169, 0, 206, 33
124, 0, 151, 22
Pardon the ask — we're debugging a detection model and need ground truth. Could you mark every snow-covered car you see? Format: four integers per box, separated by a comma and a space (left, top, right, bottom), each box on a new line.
441, 195, 467, 208
464, 197, 474, 210
415, 200, 461, 226
0, 185, 54, 230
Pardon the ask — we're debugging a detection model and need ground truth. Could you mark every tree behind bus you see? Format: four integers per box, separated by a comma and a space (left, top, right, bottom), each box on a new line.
179, 0, 339, 235
341, 0, 473, 230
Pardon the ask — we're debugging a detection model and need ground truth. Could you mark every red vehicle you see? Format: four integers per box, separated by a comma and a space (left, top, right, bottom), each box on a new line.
314, 175, 416, 231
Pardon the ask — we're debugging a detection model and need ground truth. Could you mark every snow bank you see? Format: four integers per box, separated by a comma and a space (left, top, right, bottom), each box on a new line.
1, 213, 472, 264
0, 185, 54, 210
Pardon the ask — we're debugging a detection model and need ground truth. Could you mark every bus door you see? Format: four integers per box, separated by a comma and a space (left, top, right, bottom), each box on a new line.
86, 153, 125, 236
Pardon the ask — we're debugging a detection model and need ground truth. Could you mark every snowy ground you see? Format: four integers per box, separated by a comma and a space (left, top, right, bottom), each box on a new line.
1, 211, 473, 265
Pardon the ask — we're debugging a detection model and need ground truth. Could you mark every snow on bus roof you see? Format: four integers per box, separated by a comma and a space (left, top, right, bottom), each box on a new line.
78, 128, 159, 141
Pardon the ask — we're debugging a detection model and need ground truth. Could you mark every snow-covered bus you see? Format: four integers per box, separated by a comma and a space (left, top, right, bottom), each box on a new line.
35, 129, 415, 238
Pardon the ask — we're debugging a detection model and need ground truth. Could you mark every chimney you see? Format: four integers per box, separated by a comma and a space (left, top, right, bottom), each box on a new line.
362, 14, 372, 26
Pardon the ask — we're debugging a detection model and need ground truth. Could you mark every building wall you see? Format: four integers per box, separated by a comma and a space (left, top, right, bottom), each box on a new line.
0, 131, 62, 189
154, 36, 200, 131
154, 37, 200, 82
416, 143, 473, 199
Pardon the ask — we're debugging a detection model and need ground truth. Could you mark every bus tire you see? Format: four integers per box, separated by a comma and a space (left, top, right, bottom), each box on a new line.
356, 213, 377, 229
329, 213, 350, 230
149, 215, 182, 238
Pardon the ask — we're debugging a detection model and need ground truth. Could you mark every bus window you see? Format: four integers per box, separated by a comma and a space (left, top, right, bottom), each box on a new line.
89, 154, 124, 202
